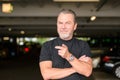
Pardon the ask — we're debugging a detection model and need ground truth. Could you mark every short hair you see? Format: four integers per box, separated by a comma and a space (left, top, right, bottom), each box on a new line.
57, 9, 77, 23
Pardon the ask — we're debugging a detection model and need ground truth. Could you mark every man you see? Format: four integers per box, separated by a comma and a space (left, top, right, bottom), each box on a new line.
39, 9, 92, 80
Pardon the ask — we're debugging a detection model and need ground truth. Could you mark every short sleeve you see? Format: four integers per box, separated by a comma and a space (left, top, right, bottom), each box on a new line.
81, 41, 92, 58
39, 42, 52, 62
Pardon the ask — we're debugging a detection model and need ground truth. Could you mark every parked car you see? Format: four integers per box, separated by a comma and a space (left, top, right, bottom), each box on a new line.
100, 46, 120, 79
91, 48, 104, 69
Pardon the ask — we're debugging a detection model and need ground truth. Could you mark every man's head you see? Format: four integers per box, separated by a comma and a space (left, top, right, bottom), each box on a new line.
57, 9, 77, 40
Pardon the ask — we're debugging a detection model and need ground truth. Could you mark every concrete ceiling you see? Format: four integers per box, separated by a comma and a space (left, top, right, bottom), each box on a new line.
0, 0, 120, 37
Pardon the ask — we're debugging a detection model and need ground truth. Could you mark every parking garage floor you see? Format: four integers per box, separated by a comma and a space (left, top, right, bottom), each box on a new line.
0, 55, 119, 80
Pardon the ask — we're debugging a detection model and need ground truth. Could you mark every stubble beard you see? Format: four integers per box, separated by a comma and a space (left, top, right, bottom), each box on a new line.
59, 33, 73, 40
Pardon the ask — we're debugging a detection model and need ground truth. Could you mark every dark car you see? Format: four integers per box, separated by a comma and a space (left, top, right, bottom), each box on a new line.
100, 46, 120, 79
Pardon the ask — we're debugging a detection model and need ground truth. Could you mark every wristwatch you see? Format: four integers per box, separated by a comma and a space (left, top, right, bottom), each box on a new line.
68, 54, 74, 62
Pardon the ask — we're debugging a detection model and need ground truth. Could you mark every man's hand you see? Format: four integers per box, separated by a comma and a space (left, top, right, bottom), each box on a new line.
79, 55, 91, 63
55, 44, 70, 59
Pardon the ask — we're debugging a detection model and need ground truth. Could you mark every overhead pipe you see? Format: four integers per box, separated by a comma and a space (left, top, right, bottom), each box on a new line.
96, 0, 108, 11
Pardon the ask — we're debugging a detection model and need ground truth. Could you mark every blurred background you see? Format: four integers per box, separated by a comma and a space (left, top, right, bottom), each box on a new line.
0, 0, 120, 80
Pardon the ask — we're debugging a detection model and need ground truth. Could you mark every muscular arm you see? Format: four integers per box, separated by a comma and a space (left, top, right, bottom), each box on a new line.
39, 61, 76, 80
66, 54, 93, 77
55, 44, 93, 77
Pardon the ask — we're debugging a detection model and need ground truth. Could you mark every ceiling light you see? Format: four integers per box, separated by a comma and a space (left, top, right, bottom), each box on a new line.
90, 16, 96, 21
3, 37, 9, 40
20, 30, 25, 34
2, 3, 13, 13
0, 0, 13, 1
8, 28, 12, 31
53, 0, 99, 2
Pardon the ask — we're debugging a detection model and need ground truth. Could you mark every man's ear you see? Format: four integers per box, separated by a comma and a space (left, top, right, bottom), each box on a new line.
74, 23, 77, 30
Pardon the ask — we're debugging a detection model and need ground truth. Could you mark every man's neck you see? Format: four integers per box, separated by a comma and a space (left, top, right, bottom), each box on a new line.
60, 37, 73, 41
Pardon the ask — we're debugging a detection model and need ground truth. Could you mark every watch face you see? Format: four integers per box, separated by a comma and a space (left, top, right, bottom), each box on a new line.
69, 54, 74, 61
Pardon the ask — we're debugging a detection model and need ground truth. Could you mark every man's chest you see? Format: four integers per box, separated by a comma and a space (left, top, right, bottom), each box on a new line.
51, 46, 82, 68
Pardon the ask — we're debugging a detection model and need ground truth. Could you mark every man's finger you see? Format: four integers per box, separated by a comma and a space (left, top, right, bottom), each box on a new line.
55, 46, 63, 50
79, 55, 86, 59
62, 44, 67, 47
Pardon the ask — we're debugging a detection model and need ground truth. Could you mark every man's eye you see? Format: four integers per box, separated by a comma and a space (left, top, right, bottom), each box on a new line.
59, 22, 63, 24
66, 22, 71, 24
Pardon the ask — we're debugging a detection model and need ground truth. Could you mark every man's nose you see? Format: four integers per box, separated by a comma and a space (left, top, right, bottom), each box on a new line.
62, 24, 66, 28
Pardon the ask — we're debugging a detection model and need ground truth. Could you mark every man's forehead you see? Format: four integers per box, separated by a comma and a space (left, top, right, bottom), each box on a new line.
58, 13, 74, 19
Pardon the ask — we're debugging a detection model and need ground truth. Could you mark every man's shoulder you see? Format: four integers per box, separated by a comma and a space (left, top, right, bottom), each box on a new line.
74, 38, 87, 44
43, 37, 58, 45
73, 38, 90, 48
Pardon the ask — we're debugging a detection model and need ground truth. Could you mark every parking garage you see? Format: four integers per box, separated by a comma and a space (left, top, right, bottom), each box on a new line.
0, 0, 120, 80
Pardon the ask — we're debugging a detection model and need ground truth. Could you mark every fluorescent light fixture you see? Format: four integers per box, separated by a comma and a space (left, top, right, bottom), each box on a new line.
53, 0, 99, 2
2, 3, 13, 13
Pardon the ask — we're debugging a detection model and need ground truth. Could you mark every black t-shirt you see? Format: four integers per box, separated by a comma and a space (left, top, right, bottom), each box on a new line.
39, 37, 91, 80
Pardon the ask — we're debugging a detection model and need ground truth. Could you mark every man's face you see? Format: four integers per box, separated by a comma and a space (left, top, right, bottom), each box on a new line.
57, 13, 77, 40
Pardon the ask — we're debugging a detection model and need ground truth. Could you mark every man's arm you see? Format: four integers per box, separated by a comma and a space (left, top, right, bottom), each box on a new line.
66, 54, 93, 77
39, 61, 76, 80
55, 44, 93, 77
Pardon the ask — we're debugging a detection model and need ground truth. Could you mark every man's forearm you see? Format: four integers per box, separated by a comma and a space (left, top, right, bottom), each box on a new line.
66, 55, 92, 77
42, 67, 75, 80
